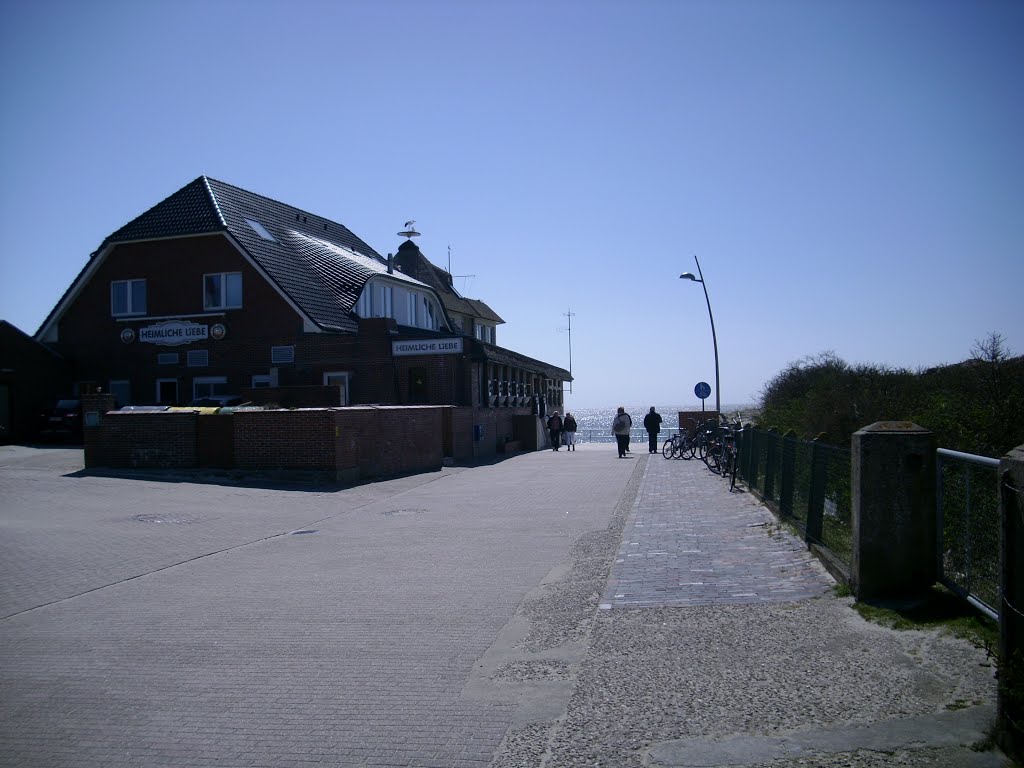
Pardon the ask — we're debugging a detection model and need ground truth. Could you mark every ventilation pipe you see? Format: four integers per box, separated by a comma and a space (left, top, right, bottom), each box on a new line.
387, 253, 393, 274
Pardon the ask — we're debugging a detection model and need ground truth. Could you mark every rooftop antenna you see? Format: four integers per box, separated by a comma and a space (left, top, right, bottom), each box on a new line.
558, 308, 575, 394
398, 220, 420, 238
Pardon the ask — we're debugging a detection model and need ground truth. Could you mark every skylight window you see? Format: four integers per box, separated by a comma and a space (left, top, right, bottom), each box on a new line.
244, 218, 276, 242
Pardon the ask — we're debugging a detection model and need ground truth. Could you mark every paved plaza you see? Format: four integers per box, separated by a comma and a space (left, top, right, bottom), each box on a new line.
0, 442, 1010, 767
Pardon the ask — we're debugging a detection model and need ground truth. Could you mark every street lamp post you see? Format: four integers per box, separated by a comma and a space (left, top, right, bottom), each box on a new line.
680, 256, 720, 418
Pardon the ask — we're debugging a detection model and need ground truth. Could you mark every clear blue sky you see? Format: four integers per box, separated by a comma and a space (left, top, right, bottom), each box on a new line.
2, 0, 1021, 410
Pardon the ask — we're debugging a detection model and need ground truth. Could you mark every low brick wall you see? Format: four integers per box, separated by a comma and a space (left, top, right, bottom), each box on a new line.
88, 411, 199, 469
86, 405, 446, 482
678, 410, 720, 435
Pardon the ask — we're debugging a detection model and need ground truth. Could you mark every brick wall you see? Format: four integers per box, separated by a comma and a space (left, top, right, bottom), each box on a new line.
85, 403, 527, 478
678, 410, 720, 435
89, 411, 198, 468
234, 410, 338, 471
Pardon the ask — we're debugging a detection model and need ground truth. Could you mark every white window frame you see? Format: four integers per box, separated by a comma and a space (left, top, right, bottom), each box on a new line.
192, 376, 228, 400
271, 345, 295, 364
203, 272, 243, 310
323, 371, 351, 406
251, 374, 272, 388
186, 350, 209, 368
156, 378, 179, 406
111, 279, 146, 317
374, 284, 393, 318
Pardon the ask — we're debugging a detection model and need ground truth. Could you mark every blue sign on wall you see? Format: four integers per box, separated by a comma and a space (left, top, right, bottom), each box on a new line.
694, 381, 711, 400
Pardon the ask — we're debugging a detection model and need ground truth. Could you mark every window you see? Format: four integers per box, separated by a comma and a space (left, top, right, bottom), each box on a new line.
423, 297, 436, 330
407, 292, 417, 325
251, 375, 271, 388
109, 380, 131, 408
204, 272, 242, 310
192, 377, 227, 400
271, 345, 295, 364
187, 350, 209, 367
157, 353, 179, 365
323, 372, 350, 406
374, 284, 393, 318
157, 378, 179, 406
111, 279, 146, 316
244, 218, 276, 242
475, 324, 494, 343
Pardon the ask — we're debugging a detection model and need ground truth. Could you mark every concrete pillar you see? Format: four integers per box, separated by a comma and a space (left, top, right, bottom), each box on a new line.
851, 421, 937, 600
998, 445, 1024, 759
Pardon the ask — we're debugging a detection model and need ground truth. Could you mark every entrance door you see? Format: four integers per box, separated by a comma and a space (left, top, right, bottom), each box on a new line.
157, 379, 179, 406
323, 372, 350, 406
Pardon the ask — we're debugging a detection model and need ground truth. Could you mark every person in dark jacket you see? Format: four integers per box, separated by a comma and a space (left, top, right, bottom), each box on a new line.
547, 411, 563, 451
643, 407, 663, 453
562, 412, 578, 451
611, 407, 632, 458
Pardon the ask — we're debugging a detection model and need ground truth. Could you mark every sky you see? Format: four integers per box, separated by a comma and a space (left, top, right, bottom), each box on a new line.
1, 0, 1021, 410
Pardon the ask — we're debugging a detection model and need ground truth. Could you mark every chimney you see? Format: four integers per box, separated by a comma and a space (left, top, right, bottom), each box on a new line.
387, 253, 393, 274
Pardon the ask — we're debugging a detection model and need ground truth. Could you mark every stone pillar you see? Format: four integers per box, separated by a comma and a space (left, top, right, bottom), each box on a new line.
80, 393, 116, 469
851, 421, 936, 601
998, 445, 1024, 760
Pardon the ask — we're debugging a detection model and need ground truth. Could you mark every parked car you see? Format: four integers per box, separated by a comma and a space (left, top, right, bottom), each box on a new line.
187, 395, 248, 407
38, 398, 82, 441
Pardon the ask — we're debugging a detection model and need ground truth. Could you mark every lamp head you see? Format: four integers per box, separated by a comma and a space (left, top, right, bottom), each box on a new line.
679, 272, 700, 282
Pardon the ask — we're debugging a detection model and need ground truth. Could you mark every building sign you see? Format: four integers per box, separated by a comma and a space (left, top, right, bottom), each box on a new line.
138, 320, 209, 346
392, 338, 464, 357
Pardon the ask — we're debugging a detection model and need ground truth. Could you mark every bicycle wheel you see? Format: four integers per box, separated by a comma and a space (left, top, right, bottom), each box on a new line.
662, 438, 675, 459
704, 443, 721, 473
729, 451, 738, 490
680, 433, 696, 460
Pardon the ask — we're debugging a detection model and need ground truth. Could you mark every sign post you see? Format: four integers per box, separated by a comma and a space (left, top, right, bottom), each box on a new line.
694, 381, 711, 419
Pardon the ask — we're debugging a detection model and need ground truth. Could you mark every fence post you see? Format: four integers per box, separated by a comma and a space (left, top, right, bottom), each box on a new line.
998, 444, 1024, 761
746, 427, 759, 490
779, 429, 797, 519
851, 421, 936, 600
738, 425, 750, 483
764, 427, 779, 502
806, 434, 829, 547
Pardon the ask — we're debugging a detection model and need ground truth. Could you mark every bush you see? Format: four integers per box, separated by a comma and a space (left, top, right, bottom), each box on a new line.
758, 334, 1023, 456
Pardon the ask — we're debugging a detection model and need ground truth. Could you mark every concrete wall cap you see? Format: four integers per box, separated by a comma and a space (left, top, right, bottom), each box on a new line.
855, 421, 930, 434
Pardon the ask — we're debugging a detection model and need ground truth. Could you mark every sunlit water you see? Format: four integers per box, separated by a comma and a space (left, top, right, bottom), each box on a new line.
555, 404, 756, 443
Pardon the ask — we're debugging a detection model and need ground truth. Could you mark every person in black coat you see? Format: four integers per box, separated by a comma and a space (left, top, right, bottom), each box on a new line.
643, 407, 663, 453
547, 411, 563, 451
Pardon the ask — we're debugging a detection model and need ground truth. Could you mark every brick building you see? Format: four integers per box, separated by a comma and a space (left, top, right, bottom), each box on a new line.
32, 176, 569, 452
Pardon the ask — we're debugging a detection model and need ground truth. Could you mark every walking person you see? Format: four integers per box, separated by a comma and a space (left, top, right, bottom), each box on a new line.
643, 406, 663, 453
611, 406, 632, 458
562, 412, 578, 451
547, 411, 563, 451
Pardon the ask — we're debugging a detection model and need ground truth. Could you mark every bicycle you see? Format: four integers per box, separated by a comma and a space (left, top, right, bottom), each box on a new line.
661, 426, 697, 460
694, 419, 717, 462
710, 421, 742, 490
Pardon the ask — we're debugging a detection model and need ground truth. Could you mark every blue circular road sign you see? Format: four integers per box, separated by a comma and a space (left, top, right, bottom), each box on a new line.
694, 381, 711, 400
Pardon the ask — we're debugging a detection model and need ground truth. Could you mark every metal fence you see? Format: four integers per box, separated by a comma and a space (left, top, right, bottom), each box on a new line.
738, 427, 853, 574
936, 448, 1001, 620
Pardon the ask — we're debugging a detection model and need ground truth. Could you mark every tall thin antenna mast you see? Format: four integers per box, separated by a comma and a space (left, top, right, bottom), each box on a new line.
561, 308, 575, 394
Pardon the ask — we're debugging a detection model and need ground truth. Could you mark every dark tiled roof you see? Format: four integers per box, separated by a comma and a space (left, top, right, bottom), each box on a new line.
475, 342, 571, 381
393, 240, 505, 326
103, 177, 225, 243
99, 176, 399, 332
